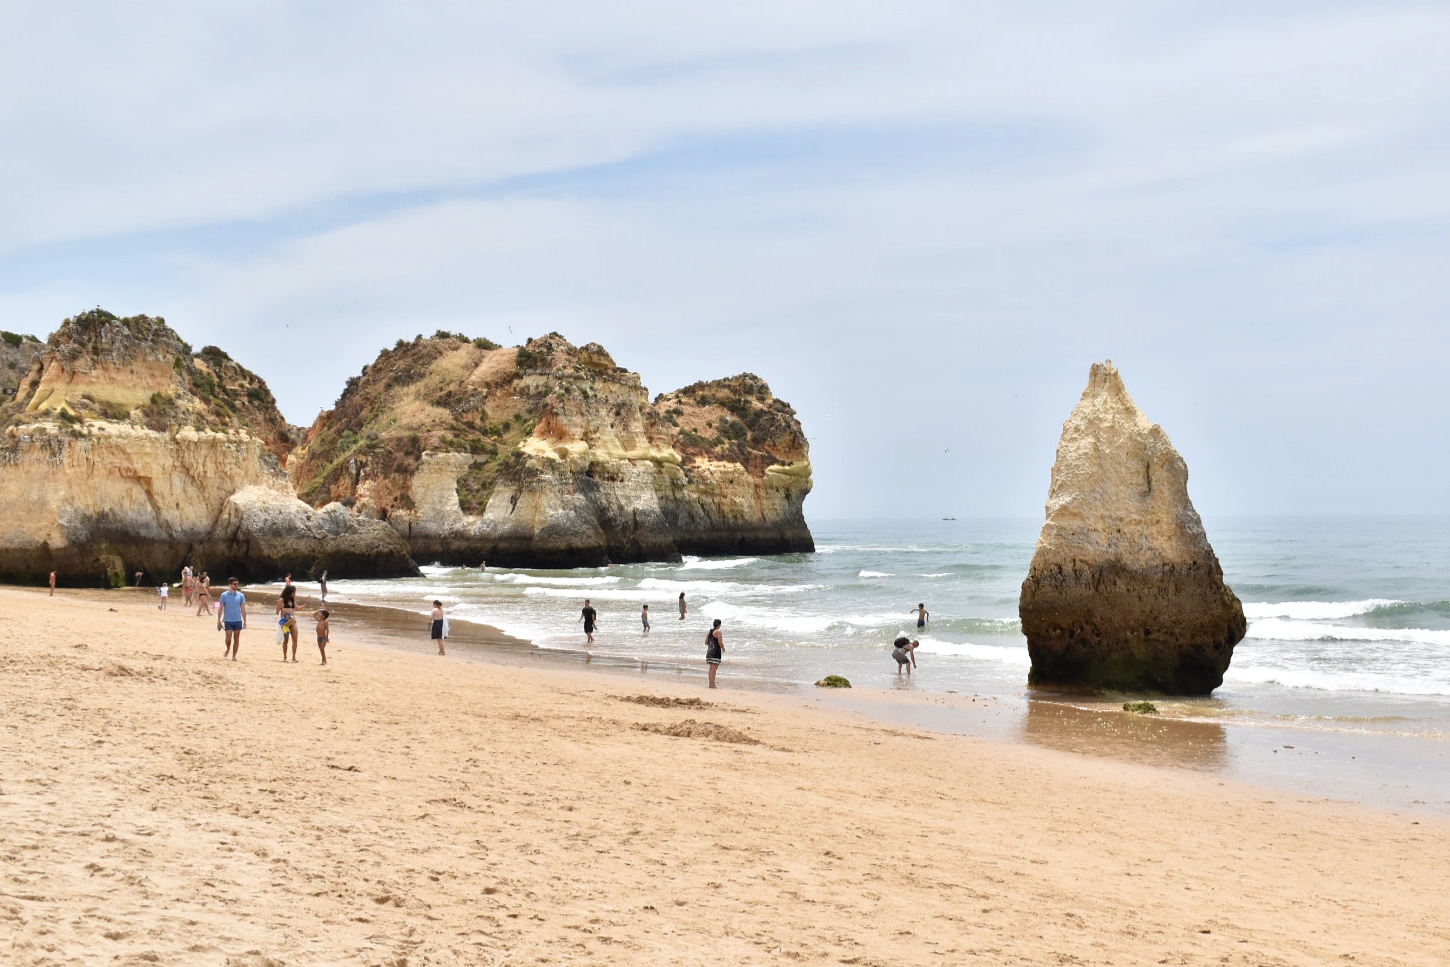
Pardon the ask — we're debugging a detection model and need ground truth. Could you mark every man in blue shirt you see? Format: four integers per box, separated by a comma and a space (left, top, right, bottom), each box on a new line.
217, 577, 248, 660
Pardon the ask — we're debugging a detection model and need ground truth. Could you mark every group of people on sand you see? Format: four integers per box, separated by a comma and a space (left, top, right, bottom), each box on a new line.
192, 571, 331, 665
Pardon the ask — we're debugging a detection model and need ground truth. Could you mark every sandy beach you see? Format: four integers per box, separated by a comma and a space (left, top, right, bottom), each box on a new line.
3, 585, 1449, 966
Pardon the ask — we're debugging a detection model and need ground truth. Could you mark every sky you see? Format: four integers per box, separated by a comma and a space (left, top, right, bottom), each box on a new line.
2, 1, 1448, 521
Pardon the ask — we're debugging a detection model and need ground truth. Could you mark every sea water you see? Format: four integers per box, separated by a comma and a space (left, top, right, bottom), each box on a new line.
319, 516, 1450, 741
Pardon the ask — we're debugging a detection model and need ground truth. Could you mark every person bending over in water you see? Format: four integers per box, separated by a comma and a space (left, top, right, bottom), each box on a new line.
705, 618, 724, 688
891, 636, 918, 675
910, 603, 929, 629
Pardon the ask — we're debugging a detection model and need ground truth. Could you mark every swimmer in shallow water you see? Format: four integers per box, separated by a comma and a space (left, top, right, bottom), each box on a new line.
911, 603, 929, 629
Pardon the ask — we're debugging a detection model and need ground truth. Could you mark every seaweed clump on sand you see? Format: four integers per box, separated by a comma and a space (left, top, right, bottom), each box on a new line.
1123, 701, 1159, 714
815, 675, 852, 688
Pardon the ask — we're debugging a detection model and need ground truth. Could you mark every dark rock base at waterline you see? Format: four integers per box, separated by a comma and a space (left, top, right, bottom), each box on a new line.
1020, 564, 1246, 695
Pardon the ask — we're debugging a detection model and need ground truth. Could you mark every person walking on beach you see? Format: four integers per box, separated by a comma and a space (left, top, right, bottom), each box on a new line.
641, 603, 651, 634
195, 573, 212, 616
48, 570, 56, 596
678, 592, 687, 621
218, 578, 247, 660
431, 600, 447, 655
182, 569, 194, 608
313, 609, 330, 665
319, 570, 328, 601
277, 583, 300, 662
579, 599, 598, 647
705, 618, 724, 688
911, 603, 930, 629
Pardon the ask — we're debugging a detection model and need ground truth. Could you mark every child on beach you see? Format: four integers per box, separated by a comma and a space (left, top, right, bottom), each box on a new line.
157, 584, 169, 610
641, 604, 650, 634
313, 609, 330, 665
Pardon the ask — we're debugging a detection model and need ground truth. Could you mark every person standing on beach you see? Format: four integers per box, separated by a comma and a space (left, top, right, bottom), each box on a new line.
705, 618, 724, 688
579, 599, 598, 647
319, 570, 328, 601
641, 603, 650, 634
911, 603, 930, 629
218, 578, 247, 660
158, 583, 169, 611
431, 600, 447, 655
48, 570, 56, 596
678, 592, 687, 621
195, 573, 212, 616
313, 609, 330, 665
277, 583, 300, 662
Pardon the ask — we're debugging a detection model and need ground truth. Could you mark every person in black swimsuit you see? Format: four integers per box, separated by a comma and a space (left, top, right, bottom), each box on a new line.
579, 599, 598, 647
705, 619, 724, 688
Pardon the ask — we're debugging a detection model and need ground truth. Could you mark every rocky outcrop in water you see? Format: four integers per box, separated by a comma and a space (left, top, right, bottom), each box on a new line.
290, 332, 814, 567
1018, 361, 1245, 694
0, 310, 416, 585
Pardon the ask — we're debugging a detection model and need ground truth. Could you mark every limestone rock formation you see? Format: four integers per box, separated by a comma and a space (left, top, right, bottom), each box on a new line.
0, 310, 416, 585
1018, 361, 1245, 694
291, 332, 814, 567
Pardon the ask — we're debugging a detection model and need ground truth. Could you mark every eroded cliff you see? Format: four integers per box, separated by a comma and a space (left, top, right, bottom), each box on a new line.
0, 310, 415, 585
291, 332, 814, 567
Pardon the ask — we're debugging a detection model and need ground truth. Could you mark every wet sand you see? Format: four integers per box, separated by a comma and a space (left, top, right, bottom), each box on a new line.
4, 584, 1450, 966
297, 584, 1450, 818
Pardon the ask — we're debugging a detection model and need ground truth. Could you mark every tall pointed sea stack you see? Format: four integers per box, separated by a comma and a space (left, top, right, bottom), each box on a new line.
1019, 361, 1245, 694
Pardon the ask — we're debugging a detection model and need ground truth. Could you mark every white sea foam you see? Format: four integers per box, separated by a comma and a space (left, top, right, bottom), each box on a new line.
1246, 618, 1450, 648
913, 637, 1032, 666
636, 577, 748, 594
699, 601, 836, 635
1226, 662, 1450, 697
490, 574, 622, 587
522, 586, 683, 603
680, 556, 759, 570
1241, 599, 1400, 621
858, 570, 892, 578
921, 572, 952, 578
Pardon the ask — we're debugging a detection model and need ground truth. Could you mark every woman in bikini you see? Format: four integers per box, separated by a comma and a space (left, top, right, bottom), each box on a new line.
194, 573, 213, 616
276, 583, 300, 662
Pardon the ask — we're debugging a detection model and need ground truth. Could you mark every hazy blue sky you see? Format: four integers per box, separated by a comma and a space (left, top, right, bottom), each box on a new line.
3, 2, 1447, 520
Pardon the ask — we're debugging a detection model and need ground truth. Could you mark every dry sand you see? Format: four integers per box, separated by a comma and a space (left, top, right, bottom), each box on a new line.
3, 585, 1449, 967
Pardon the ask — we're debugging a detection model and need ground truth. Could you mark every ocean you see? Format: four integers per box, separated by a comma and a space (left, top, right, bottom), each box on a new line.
321, 516, 1450, 741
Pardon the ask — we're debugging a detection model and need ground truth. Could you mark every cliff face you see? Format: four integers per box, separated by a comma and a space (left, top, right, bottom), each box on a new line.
0, 310, 415, 585
1018, 361, 1245, 695
292, 332, 814, 567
